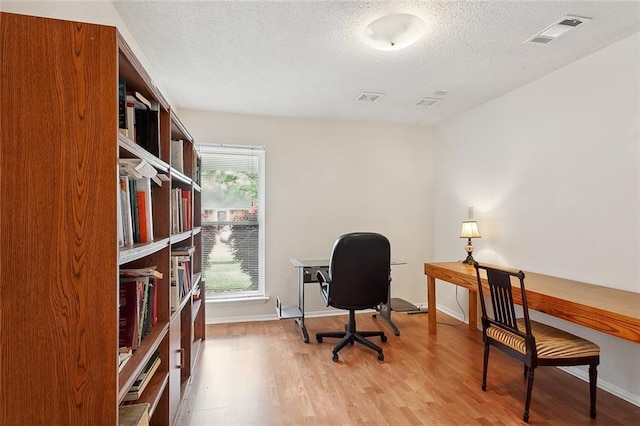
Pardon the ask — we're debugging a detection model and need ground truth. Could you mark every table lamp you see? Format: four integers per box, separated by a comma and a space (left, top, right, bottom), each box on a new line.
460, 220, 481, 264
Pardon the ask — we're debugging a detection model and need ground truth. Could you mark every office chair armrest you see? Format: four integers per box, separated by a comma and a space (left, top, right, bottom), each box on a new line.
317, 269, 330, 284
317, 270, 330, 305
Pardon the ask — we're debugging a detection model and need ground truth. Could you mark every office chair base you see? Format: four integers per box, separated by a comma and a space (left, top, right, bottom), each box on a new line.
316, 311, 386, 362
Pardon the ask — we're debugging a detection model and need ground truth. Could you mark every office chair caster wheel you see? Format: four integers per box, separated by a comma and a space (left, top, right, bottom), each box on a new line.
332, 353, 339, 362
316, 336, 323, 343
381, 335, 387, 343
377, 352, 384, 361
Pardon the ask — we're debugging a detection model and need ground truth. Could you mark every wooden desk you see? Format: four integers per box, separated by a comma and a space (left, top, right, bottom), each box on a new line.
424, 261, 640, 343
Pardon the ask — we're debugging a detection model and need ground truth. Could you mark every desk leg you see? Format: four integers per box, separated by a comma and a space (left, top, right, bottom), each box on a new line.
376, 303, 400, 336
297, 267, 310, 343
295, 318, 310, 343
427, 275, 436, 334
468, 289, 478, 331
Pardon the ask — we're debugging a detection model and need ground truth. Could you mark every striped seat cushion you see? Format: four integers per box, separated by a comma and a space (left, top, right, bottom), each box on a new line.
486, 319, 600, 359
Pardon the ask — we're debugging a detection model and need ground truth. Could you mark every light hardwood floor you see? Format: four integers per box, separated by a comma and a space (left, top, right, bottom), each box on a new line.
176, 312, 639, 425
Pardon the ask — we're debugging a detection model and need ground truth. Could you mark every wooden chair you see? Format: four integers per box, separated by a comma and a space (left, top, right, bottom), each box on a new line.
474, 263, 600, 423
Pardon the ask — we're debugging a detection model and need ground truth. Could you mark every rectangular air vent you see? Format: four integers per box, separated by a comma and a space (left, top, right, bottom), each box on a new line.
414, 97, 442, 108
525, 15, 592, 44
356, 92, 384, 103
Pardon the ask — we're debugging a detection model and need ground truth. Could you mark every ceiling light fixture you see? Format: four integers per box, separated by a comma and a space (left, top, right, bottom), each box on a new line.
362, 14, 426, 51
525, 15, 592, 44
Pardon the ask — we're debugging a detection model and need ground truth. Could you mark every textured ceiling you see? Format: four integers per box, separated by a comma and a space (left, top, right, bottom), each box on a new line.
112, 1, 640, 126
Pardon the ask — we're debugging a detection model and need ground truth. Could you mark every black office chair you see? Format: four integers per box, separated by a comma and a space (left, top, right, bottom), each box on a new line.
474, 263, 600, 423
315, 232, 391, 362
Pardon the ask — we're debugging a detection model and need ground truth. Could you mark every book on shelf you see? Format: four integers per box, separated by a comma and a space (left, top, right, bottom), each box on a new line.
135, 191, 149, 244
117, 174, 155, 245
118, 402, 150, 426
137, 277, 150, 345
177, 190, 191, 230
117, 180, 125, 247
118, 347, 133, 372
119, 277, 156, 350
170, 281, 179, 312
135, 109, 160, 158
171, 188, 181, 234
120, 266, 163, 279
169, 189, 192, 232
118, 78, 127, 131
120, 158, 163, 187
119, 277, 143, 350
177, 261, 190, 298
170, 139, 184, 174
171, 254, 191, 299
126, 91, 152, 110
151, 278, 158, 326
135, 178, 154, 243
126, 102, 136, 139
172, 245, 195, 256
129, 179, 140, 243
124, 352, 161, 402
119, 176, 134, 246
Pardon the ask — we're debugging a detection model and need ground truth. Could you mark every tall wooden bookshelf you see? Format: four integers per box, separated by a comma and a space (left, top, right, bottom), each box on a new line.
0, 12, 204, 425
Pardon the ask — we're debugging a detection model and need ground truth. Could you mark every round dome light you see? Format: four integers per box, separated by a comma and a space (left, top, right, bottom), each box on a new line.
362, 14, 426, 51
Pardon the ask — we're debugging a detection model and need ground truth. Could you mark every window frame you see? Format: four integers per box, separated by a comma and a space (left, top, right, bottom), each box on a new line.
200, 144, 265, 300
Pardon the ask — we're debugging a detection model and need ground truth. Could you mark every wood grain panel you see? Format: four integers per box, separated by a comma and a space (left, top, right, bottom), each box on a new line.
425, 262, 640, 343
176, 314, 640, 425
1, 13, 118, 424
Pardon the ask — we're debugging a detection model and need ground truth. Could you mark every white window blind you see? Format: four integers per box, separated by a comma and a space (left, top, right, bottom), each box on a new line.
200, 145, 265, 298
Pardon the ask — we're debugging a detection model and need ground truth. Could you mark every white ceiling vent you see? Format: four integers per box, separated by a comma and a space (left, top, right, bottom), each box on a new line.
525, 15, 592, 44
414, 97, 442, 107
356, 92, 384, 103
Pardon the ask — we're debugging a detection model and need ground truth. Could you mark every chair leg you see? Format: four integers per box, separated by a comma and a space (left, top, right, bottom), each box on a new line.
332, 333, 355, 354
589, 363, 598, 419
523, 367, 535, 423
481, 343, 489, 391
353, 333, 382, 354
316, 310, 385, 361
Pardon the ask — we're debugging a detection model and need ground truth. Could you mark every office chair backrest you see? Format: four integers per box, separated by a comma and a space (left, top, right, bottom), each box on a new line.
475, 263, 532, 339
327, 232, 391, 310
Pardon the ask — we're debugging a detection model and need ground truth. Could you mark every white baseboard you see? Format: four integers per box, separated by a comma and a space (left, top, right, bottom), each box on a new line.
558, 366, 640, 407
206, 307, 362, 325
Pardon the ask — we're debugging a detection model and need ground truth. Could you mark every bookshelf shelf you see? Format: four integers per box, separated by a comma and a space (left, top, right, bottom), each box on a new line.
0, 12, 204, 425
118, 322, 170, 401
119, 238, 171, 265
119, 134, 171, 173
170, 231, 193, 245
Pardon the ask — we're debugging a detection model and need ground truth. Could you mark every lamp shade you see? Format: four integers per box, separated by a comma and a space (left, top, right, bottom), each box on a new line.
460, 220, 481, 238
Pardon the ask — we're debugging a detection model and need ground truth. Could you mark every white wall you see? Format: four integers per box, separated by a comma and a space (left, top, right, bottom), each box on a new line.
179, 110, 435, 322
433, 33, 640, 403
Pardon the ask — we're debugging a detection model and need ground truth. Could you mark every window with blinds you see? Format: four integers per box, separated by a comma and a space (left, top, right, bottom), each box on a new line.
201, 145, 265, 299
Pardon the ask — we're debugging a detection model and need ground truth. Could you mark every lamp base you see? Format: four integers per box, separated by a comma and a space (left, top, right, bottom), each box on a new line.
462, 238, 476, 265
